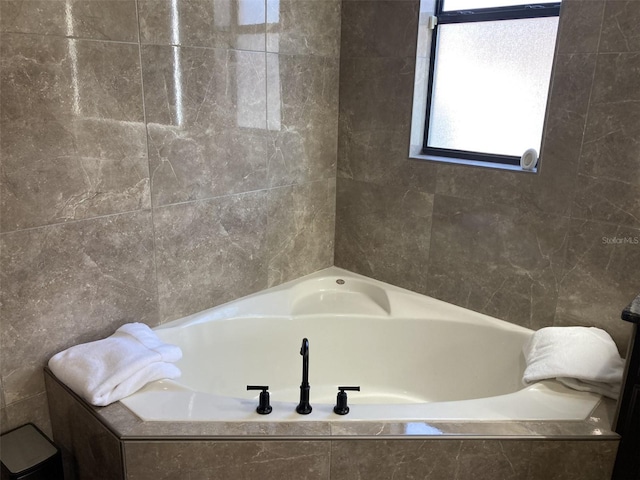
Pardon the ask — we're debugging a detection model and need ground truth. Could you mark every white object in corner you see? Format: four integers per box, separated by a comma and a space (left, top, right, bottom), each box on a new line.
520, 148, 538, 171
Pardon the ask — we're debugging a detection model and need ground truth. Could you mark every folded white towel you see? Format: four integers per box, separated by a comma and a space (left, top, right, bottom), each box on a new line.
48, 323, 182, 406
522, 326, 624, 399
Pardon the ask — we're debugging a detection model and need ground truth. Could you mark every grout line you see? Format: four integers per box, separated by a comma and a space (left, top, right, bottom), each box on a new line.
0, 208, 153, 236
568, 1, 606, 224
134, 0, 163, 326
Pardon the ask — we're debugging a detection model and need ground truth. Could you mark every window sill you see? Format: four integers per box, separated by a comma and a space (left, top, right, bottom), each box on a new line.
408, 147, 538, 174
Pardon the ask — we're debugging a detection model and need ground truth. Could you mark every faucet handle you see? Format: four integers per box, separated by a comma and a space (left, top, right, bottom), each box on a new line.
334, 386, 360, 415
247, 385, 273, 415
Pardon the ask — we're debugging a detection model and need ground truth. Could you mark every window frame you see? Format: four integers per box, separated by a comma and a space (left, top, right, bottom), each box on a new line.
422, 1, 562, 167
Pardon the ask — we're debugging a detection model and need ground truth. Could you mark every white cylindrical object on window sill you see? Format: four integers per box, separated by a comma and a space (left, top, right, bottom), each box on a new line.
520, 148, 538, 171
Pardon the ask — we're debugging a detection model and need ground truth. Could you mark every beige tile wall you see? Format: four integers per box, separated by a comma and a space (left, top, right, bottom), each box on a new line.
336, 0, 640, 352
0, 0, 338, 434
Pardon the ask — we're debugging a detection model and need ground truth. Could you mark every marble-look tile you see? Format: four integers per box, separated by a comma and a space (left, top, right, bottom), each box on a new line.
334, 178, 433, 293
340, 0, 419, 58
331, 439, 461, 479
45, 372, 76, 454
599, 1, 640, 53
0, 0, 138, 41
1, 118, 150, 232
123, 420, 334, 439
0, 407, 7, 434
527, 440, 617, 480
556, 0, 605, 54
143, 46, 268, 206
330, 440, 534, 480
435, 53, 596, 216
339, 56, 416, 134
555, 219, 639, 353
138, 0, 266, 51
267, 0, 341, 57
124, 440, 331, 480
1, 34, 143, 124
44, 373, 80, 479
330, 421, 534, 437
573, 173, 640, 230
267, 180, 335, 287
0, 211, 158, 405
154, 192, 268, 323
534, 51, 597, 210
49, 382, 125, 480
267, 53, 339, 187
338, 128, 438, 192
330, 439, 617, 480
0, 34, 148, 232
1, 392, 52, 438
572, 53, 640, 228
427, 195, 569, 330
590, 53, 640, 106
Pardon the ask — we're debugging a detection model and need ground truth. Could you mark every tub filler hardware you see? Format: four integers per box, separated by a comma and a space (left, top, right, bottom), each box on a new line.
296, 338, 312, 415
334, 386, 361, 415
246, 385, 272, 415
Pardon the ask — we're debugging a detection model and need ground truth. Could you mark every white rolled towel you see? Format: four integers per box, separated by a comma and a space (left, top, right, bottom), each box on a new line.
49, 323, 182, 406
522, 326, 625, 399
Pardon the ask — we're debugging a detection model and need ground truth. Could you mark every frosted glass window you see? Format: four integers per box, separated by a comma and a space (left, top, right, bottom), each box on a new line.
443, 0, 557, 10
427, 17, 558, 157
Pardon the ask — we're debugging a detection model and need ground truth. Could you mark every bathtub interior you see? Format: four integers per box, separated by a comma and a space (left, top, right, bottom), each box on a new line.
155, 316, 529, 405
120, 267, 603, 422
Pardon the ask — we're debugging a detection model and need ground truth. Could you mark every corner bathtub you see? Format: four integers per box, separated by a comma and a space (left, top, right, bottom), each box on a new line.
121, 267, 601, 422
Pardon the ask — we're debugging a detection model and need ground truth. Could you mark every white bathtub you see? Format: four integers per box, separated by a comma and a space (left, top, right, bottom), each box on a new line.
120, 267, 601, 422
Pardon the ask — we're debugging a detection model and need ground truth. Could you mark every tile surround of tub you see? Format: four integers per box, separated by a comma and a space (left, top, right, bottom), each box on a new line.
267, 53, 340, 187
338, 56, 416, 135
0, 0, 338, 433
0, 211, 158, 405
1, 393, 53, 439
555, 220, 640, 353
142, 45, 268, 206
154, 192, 269, 323
331, 439, 617, 480
125, 441, 332, 480
0, 34, 149, 232
572, 51, 640, 229
340, 0, 419, 59
555, 0, 605, 54
599, 1, 640, 54
0, 0, 139, 41
267, 0, 342, 57
426, 195, 569, 331
267, 179, 336, 287
335, 178, 433, 293
137, 0, 266, 51
45, 373, 124, 479
335, 0, 640, 356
